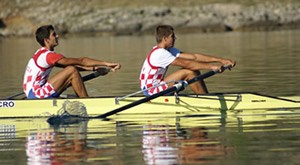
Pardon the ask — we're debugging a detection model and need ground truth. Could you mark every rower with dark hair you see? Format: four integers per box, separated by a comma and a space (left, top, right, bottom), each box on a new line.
23, 25, 121, 99
139, 25, 236, 95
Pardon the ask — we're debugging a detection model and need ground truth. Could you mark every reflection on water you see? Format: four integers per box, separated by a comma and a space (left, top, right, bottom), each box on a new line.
1, 108, 300, 164
0, 30, 300, 98
26, 121, 98, 164
142, 124, 232, 164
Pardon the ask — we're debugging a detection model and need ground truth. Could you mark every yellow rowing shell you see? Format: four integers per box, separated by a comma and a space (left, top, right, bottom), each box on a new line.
0, 92, 299, 118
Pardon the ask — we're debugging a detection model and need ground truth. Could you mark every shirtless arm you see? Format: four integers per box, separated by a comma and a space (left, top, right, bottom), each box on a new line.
56, 57, 121, 72
179, 52, 236, 66
171, 58, 221, 71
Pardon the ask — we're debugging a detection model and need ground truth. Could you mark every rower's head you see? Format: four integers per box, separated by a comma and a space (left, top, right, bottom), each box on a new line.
155, 25, 176, 48
35, 25, 59, 50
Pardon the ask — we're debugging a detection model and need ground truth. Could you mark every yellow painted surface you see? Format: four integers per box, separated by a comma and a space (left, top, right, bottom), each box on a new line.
0, 93, 299, 118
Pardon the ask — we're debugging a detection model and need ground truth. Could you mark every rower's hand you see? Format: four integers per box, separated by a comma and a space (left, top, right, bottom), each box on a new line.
221, 59, 236, 70
213, 64, 233, 73
213, 65, 225, 73
108, 63, 121, 72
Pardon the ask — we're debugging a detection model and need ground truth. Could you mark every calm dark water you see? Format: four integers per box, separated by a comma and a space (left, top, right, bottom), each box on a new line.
0, 30, 300, 164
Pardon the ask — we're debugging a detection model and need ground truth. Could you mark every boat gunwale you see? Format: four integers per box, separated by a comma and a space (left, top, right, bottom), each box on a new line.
2, 92, 300, 103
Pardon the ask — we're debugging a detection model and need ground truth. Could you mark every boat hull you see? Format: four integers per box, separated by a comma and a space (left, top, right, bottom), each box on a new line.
0, 92, 299, 118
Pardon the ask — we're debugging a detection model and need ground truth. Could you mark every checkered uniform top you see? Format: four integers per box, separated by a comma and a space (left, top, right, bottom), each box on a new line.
139, 46, 181, 95
23, 47, 64, 98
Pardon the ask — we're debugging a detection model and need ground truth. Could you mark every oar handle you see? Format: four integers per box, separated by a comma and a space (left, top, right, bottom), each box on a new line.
219, 64, 233, 72
75, 68, 110, 85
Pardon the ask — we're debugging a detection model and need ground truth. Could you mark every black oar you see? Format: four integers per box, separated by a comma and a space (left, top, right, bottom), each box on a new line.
5, 92, 25, 100
6, 67, 110, 99
93, 64, 232, 119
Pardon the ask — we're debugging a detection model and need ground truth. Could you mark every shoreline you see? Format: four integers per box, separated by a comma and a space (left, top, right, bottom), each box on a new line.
0, 1, 300, 37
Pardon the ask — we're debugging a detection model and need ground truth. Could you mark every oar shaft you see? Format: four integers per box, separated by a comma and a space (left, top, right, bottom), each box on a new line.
187, 64, 232, 84
5, 92, 25, 100
95, 65, 232, 119
95, 86, 177, 118
187, 70, 217, 85
115, 80, 175, 104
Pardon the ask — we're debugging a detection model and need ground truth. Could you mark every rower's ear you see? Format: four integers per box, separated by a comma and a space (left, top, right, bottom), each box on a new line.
44, 37, 49, 45
161, 36, 167, 42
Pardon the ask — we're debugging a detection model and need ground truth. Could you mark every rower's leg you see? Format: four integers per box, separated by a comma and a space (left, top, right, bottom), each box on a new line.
48, 66, 88, 98
164, 69, 208, 94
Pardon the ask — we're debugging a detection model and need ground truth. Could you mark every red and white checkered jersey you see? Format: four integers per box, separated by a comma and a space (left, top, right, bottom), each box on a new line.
23, 47, 64, 98
139, 46, 181, 95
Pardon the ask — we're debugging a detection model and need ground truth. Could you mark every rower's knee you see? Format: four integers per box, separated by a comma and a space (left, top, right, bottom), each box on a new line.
64, 66, 78, 75
192, 70, 200, 76
183, 69, 200, 78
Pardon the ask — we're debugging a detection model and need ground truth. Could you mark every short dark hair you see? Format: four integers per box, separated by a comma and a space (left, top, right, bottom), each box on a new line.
35, 25, 54, 46
155, 25, 174, 43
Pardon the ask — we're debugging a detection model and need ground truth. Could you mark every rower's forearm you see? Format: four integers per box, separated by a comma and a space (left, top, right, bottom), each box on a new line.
194, 53, 225, 63
189, 62, 220, 71
75, 65, 92, 71
81, 57, 110, 67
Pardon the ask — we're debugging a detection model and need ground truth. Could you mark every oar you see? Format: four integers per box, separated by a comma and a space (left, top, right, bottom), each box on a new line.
5, 67, 110, 99
93, 64, 232, 119
5, 92, 25, 100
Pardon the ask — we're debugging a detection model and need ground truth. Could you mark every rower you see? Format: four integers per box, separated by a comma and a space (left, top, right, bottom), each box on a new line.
139, 25, 236, 96
23, 25, 121, 99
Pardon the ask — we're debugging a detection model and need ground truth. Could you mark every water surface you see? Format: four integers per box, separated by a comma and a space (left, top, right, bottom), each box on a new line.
1, 110, 300, 164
